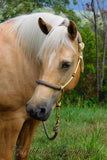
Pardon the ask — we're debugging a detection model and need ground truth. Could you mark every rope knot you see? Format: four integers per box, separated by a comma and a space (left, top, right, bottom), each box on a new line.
79, 42, 84, 51
53, 126, 59, 133
79, 42, 84, 73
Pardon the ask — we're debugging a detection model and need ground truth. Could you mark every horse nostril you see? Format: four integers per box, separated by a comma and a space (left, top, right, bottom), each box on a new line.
38, 107, 46, 117
41, 108, 46, 114
30, 108, 34, 115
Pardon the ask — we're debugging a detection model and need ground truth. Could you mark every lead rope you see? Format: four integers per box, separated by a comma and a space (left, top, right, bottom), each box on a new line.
40, 42, 84, 140
42, 101, 61, 140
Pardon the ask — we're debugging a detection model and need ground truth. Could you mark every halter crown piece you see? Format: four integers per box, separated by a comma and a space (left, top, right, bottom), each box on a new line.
36, 39, 84, 140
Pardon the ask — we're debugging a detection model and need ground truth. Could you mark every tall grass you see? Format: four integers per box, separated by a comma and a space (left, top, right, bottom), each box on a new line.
26, 99, 107, 160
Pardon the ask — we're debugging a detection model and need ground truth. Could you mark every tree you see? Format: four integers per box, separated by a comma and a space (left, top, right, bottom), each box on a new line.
96, 0, 107, 91
91, 0, 99, 100
78, 0, 107, 102
79, 25, 102, 99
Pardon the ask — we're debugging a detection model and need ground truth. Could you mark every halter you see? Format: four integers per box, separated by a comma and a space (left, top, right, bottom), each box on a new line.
36, 42, 84, 91
36, 41, 84, 140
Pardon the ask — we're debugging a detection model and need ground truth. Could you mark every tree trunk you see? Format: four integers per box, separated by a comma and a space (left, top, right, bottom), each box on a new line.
100, 31, 107, 90
91, 0, 99, 101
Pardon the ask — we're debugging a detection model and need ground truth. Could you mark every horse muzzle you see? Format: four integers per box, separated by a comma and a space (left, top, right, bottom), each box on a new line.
26, 102, 52, 121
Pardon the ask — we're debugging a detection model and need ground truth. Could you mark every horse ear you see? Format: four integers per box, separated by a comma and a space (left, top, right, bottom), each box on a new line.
68, 20, 77, 40
38, 17, 52, 35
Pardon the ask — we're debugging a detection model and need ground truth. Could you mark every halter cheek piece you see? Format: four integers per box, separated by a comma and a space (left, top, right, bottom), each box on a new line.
36, 40, 84, 140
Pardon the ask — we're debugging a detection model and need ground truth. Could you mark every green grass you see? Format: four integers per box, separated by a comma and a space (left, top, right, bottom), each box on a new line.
27, 101, 107, 160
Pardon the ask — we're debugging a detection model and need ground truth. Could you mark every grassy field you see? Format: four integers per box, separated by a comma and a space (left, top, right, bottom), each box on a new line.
26, 100, 107, 160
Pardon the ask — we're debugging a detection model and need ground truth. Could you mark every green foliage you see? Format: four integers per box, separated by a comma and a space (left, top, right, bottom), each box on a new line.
86, 64, 96, 74
0, 0, 80, 23
101, 66, 107, 102
47, 0, 80, 23
0, 0, 35, 21
72, 0, 78, 5
78, 25, 103, 99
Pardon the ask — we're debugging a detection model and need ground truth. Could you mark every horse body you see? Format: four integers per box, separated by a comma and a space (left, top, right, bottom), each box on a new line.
0, 13, 83, 160
0, 22, 39, 160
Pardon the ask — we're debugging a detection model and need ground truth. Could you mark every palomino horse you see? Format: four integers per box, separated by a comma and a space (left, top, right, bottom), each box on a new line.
0, 12, 84, 160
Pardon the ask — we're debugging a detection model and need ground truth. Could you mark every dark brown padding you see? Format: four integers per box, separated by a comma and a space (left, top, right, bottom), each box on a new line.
38, 17, 52, 35
68, 20, 77, 40
36, 80, 61, 90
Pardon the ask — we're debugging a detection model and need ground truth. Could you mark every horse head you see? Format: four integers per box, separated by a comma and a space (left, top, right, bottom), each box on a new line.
26, 17, 84, 121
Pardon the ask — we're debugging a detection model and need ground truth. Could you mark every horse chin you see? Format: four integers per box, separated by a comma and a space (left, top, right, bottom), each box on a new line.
30, 113, 51, 121
35, 109, 52, 122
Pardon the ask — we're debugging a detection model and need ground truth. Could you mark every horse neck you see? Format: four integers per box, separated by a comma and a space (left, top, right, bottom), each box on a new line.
0, 21, 39, 80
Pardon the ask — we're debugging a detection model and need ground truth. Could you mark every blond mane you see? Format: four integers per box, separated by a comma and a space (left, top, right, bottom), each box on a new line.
7, 12, 77, 59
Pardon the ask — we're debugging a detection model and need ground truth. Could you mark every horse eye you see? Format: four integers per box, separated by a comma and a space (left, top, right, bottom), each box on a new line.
62, 62, 71, 69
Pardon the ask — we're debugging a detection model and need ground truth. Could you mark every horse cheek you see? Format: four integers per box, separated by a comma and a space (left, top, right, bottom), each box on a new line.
65, 66, 81, 92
